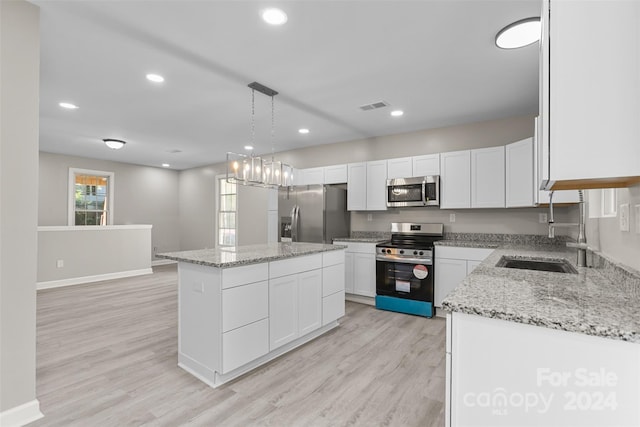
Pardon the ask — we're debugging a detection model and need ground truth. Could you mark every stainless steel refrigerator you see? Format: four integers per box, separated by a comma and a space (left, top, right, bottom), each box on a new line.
278, 184, 350, 244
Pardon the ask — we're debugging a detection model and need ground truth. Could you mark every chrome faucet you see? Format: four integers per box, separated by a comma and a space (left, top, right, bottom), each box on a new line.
548, 190, 587, 267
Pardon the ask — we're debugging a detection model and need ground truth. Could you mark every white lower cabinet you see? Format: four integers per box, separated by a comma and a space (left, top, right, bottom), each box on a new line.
269, 274, 300, 350
447, 312, 640, 426
222, 319, 269, 373
334, 241, 376, 298
177, 249, 344, 388
434, 246, 494, 308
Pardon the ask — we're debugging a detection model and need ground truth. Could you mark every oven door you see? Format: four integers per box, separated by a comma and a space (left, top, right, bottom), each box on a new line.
376, 258, 434, 302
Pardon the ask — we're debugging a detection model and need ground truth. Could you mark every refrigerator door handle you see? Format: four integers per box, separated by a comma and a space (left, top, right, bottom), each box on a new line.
291, 205, 299, 242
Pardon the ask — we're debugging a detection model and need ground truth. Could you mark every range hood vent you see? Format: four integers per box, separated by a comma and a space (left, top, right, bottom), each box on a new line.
359, 100, 390, 111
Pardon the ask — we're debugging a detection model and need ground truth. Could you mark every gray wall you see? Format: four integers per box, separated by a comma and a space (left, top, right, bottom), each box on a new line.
38, 226, 152, 284
275, 114, 536, 168
586, 184, 640, 271
38, 152, 181, 257
237, 185, 268, 246
178, 165, 221, 250
0, 0, 40, 415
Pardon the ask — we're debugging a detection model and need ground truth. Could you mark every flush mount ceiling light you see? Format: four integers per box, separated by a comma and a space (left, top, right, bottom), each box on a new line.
298, 128, 310, 134
103, 138, 126, 150
146, 73, 165, 83
390, 110, 404, 117
495, 17, 541, 49
59, 102, 79, 109
162, 163, 170, 168
262, 8, 288, 25
227, 82, 293, 188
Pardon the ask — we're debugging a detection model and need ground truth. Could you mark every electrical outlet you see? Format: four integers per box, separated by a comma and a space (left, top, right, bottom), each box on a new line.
635, 205, 640, 234
539, 213, 548, 223
619, 203, 630, 232
367, 214, 373, 222
449, 213, 456, 223
56, 259, 64, 268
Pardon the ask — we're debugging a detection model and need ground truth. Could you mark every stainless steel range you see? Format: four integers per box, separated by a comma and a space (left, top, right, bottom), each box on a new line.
375, 223, 444, 318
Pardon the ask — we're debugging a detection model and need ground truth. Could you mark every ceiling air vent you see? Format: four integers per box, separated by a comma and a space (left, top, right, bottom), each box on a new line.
359, 100, 390, 111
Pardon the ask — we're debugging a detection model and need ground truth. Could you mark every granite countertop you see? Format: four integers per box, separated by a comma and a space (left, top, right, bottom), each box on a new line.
441, 238, 640, 344
157, 242, 345, 269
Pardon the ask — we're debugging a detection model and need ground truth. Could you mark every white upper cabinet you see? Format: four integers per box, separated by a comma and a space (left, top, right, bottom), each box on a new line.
366, 160, 388, 211
541, 0, 640, 188
412, 154, 440, 177
386, 157, 413, 179
301, 167, 324, 185
440, 150, 471, 209
323, 164, 348, 184
505, 138, 534, 208
347, 162, 367, 211
471, 146, 505, 208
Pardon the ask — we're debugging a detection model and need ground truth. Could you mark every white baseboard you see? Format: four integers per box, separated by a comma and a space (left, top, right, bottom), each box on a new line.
37, 268, 152, 290
0, 399, 43, 427
152, 259, 177, 267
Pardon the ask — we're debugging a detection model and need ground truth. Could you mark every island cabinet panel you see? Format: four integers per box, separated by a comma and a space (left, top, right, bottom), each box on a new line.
297, 270, 323, 336
178, 263, 222, 372
222, 319, 269, 374
270, 254, 322, 279
221, 263, 269, 289
322, 263, 345, 297
322, 290, 345, 326
221, 280, 268, 333
269, 274, 299, 350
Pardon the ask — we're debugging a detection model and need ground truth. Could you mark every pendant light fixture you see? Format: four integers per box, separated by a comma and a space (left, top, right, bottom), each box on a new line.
227, 82, 293, 188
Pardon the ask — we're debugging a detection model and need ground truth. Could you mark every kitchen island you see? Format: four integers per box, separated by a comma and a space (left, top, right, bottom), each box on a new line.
440, 238, 640, 426
158, 242, 346, 388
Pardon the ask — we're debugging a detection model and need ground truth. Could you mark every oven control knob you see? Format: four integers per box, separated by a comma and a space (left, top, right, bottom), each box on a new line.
386, 249, 392, 254
399, 250, 404, 254
413, 250, 418, 255
419, 251, 424, 256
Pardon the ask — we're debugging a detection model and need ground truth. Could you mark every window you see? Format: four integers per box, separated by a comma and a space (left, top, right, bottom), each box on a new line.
601, 188, 617, 218
588, 188, 617, 219
68, 168, 114, 226
218, 176, 237, 246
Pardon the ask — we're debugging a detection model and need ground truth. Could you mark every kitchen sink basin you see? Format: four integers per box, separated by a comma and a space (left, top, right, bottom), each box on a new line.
495, 256, 578, 274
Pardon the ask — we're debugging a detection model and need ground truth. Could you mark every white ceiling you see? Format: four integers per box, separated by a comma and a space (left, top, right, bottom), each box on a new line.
34, 0, 541, 170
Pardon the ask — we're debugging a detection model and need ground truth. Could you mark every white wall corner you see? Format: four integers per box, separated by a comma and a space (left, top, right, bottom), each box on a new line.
0, 399, 43, 427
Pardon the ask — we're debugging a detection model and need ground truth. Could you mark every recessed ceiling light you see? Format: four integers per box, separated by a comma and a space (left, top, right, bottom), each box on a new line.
103, 139, 126, 150
244, 145, 254, 151
495, 17, 541, 49
298, 128, 310, 134
59, 102, 79, 109
262, 8, 288, 25
390, 110, 404, 117
146, 73, 165, 83
162, 163, 170, 168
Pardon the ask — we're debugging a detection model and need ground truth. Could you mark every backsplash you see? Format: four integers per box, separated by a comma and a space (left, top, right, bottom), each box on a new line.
442, 232, 572, 247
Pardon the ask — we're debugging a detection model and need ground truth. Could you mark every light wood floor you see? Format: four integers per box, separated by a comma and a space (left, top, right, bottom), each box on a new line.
32, 265, 446, 427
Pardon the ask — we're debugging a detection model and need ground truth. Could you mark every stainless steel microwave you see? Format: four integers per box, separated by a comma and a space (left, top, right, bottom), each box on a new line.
386, 176, 440, 207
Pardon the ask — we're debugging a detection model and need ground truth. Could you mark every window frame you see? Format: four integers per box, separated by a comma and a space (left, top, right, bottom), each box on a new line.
216, 174, 237, 247
68, 168, 115, 226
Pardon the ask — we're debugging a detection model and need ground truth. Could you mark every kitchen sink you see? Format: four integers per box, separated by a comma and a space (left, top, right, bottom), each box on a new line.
495, 256, 578, 274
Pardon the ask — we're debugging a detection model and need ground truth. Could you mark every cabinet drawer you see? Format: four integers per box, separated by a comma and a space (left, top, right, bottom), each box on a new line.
270, 254, 322, 278
222, 280, 268, 332
322, 249, 345, 267
222, 263, 269, 289
322, 263, 345, 297
323, 291, 345, 326
435, 246, 494, 262
222, 318, 269, 373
